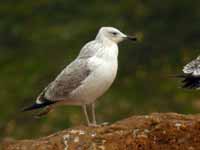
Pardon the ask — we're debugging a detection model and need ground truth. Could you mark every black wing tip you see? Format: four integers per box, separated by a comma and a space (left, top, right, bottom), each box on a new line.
178, 74, 200, 89
21, 103, 40, 112
21, 99, 55, 112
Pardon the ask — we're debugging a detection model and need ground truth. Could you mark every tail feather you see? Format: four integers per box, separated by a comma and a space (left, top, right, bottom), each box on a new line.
22, 99, 55, 112
175, 74, 200, 89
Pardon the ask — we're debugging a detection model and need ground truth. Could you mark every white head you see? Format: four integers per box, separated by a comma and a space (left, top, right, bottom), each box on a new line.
95, 27, 137, 44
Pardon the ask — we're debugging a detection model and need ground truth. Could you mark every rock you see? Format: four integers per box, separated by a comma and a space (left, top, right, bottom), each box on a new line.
2, 113, 200, 150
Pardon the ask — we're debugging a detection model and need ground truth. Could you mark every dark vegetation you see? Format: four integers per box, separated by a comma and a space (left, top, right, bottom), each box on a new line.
1, 0, 200, 139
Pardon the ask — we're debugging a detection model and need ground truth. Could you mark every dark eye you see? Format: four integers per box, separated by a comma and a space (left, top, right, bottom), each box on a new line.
111, 32, 118, 35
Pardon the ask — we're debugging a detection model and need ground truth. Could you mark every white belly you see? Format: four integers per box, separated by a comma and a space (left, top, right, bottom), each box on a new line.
70, 57, 118, 104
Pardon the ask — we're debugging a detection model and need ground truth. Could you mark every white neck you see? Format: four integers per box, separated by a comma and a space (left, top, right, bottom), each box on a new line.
95, 38, 119, 61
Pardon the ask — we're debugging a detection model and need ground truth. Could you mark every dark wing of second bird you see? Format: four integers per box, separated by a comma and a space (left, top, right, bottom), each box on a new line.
178, 56, 200, 89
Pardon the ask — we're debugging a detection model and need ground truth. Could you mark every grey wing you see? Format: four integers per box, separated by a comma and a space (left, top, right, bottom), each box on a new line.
43, 59, 91, 101
183, 56, 200, 76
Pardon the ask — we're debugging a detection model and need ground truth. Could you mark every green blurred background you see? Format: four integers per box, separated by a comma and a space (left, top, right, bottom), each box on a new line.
1, 0, 200, 140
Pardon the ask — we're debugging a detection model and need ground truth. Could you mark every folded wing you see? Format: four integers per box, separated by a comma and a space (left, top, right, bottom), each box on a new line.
44, 59, 91, 101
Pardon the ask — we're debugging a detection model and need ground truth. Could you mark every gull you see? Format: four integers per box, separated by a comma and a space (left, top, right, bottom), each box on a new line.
22, 27, 137, 126
178, 56, 200, 89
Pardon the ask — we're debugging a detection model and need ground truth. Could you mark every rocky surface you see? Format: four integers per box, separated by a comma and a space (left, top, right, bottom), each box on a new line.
2, 113, 200, 150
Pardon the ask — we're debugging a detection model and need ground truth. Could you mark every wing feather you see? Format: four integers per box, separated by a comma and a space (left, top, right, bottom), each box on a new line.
179, 56, 200, 89
42, 59, 91, 101
183, 56, 200, 76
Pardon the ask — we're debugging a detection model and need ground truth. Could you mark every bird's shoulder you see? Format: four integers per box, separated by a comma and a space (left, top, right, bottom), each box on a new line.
78, 40, 104, 59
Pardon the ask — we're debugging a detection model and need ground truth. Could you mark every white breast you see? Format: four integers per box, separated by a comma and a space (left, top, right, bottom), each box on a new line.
70, 44, 118, 104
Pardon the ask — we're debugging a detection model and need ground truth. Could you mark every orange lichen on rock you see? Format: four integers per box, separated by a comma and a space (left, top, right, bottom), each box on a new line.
2, 113, 200, 150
